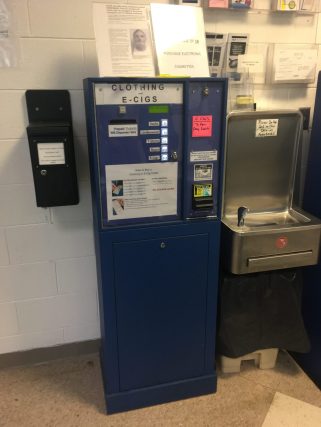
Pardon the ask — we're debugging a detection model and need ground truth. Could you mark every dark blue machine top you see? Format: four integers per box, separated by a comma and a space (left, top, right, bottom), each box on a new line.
83, 78, 227, 229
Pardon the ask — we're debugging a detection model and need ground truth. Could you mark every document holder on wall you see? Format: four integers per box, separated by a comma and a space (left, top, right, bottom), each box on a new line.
26, 90, 79, 207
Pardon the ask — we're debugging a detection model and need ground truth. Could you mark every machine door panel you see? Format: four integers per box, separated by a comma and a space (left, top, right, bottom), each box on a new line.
113, 233, 209, 391
94, 82, 184, 228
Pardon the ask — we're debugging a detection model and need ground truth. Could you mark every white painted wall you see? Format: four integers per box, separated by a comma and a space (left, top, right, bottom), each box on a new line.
0, 0, 320, 354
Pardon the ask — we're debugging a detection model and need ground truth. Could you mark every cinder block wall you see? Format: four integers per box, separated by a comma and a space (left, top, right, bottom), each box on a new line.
0, 0, 320, 355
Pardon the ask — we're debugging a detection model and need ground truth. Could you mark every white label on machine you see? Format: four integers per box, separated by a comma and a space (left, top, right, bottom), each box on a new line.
37, 143, 65, 165
194, 164, 213, 181
190, 150, 217, 162
140, 129, 161, 135
255, 119, 279, 137
106, 162, 178, 220
146, 138, 160, 144
108, 124, 138, 137
95, 83, 183, 105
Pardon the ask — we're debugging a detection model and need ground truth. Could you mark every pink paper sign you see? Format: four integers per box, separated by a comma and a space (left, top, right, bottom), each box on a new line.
192, 115, 213, 138
208, 0, 229, 7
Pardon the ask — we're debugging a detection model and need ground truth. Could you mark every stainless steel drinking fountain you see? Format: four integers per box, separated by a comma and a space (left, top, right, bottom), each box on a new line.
221, 110, 321, 275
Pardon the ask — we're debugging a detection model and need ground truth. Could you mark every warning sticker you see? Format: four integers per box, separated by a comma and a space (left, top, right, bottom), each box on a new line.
194, 184, 213, 198
192, 115, 212, 137
194, 164, 213, 181
190, 150, 217, 162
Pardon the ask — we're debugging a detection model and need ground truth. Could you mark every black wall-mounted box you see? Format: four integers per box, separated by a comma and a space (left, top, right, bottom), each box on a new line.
26, 90, 79, 207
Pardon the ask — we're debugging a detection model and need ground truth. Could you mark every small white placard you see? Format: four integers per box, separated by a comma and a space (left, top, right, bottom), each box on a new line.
140, 129, 161, 135
37, 143, 65, 165
108, 124, 138, 137
237, 54, 264, 74
194, 164, 213, 181
256, 119, 279, 138
190, 150, 217, 162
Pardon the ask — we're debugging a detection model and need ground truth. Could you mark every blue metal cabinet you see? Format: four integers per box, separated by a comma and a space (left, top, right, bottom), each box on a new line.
115, 233, 210, 390
97, 221, 220, 412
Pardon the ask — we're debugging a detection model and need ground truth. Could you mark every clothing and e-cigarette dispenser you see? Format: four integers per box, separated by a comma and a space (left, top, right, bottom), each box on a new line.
83, 77, 227, 413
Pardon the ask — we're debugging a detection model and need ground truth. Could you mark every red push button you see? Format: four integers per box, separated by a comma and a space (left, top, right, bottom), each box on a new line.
276, 236, 288, 249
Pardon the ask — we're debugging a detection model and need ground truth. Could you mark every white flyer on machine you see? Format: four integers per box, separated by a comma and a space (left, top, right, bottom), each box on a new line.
150, 4, 209, 77
93, 3, 155, 77
106, 163, 178, 220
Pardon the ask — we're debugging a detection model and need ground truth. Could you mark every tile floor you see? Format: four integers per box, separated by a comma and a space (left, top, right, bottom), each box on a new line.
0, 350, 321, 426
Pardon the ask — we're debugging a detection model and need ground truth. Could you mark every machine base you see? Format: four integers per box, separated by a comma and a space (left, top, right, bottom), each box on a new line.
105, 374, 217, 414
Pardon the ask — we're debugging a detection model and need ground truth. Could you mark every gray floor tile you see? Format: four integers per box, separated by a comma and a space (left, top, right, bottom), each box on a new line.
0, 350, 319, 426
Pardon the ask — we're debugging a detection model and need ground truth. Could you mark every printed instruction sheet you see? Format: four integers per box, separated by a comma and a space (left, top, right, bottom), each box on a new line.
106, 163, 178, 220
273, 45, 317, 83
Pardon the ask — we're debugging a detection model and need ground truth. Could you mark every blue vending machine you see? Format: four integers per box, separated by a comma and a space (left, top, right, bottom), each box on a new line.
83, 78, 227, 413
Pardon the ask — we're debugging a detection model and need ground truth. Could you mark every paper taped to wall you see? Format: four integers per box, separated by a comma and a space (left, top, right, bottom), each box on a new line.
93, 3, 155, 77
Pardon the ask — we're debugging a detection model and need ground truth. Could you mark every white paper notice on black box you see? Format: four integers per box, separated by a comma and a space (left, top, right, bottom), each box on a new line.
150, 4, 209, 77
93, 3, 155, 77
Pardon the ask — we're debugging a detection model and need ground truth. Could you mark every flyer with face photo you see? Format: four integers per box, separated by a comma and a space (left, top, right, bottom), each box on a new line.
93, 3, 155, 77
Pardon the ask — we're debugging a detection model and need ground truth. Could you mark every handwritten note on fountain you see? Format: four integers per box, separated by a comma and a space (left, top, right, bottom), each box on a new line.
192, 115, 213, 137
255, 119, 279, 138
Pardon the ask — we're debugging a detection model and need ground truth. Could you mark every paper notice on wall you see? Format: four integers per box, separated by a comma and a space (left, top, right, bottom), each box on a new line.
0, 0, 17, 67
237, 43, 268, 84
273, 46, 317, 82
106, 163, 178, 220
238, 54, 264, 74
93, 3, 155, 77
150, 4, 209, 77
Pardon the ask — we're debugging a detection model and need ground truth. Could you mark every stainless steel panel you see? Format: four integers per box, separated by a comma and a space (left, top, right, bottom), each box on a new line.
248, 251, 313, 270
223, 208, 311, 232
221, 214, 321, 274
223, 111, 302, 217
221, 110, 321, 274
